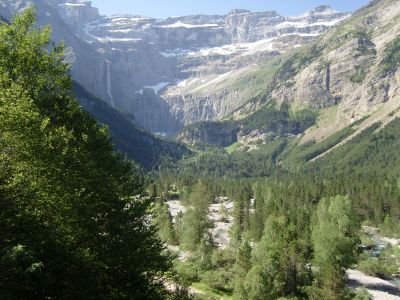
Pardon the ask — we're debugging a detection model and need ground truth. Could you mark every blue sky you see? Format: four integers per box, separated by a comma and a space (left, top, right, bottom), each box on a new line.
90, 0, 371, 18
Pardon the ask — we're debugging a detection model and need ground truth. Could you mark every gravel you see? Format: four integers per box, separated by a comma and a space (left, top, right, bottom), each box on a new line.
347, 269, 400, 300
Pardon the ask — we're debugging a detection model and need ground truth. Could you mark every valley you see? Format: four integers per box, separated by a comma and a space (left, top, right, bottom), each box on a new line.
1, 0, 400, 299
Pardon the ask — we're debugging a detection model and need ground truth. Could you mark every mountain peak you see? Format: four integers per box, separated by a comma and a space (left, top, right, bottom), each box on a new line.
309, 5, 338, 15
55, 0, 100, 27
228, 9, 251, 15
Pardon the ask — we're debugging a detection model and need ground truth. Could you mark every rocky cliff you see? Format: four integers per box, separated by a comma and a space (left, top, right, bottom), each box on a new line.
180, 0, 400, 149
0, 1, 189, 167
33, 1, 349, 135
57, 0, 100, 29
0, 0, 111, 104
80, 5, 349, 135
269, 0, 400, 143
0, 1, 353, 137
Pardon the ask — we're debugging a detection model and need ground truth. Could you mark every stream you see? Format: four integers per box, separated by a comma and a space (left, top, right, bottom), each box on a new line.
368, 237, 400, 287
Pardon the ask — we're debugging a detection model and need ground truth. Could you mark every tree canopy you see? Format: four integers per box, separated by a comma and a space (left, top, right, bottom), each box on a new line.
0, 8, 171, 299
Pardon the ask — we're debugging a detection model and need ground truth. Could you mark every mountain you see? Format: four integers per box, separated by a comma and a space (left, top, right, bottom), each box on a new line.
0, 0, 114, 106
0, 0, 189, 169
73, 82, 189, 169
11, 0, 349, 136
76, 4, 349, 135
179, 0, 400, 153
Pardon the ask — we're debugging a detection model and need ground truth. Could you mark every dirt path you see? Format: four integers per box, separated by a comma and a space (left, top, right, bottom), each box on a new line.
347, 269, 400, 300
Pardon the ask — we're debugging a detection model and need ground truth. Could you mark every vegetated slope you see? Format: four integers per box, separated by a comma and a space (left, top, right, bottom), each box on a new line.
179, 0, 400, 157
0, 10, 173, 299
0, 8, 189, 170
270, 0, 400, 144
73, 82, 189, 169
307, 117, 400, 178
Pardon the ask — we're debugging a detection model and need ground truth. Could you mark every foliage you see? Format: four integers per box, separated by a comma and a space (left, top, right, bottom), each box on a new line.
233, 241, 252, 299
310, 196, 360, 299
179, 208, 212, 251
243, 215, 311, 300
380, 35, 400, 74
273, 45, 322, 84
282, 126, 354, 169
179, 101, 315, 149
154, 201, 178, 245
379, 215, 400, 238
0, 9, 171, 299
74, 82, 189, 169
241, 102, 316, 134
358, 246, 399, 279
349, 68, 367, 83
353, 288, 372, 300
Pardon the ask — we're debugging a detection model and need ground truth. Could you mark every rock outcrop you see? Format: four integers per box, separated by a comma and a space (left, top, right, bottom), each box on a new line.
269, 0, 400, 138
200, 0, 400, 148
0, 0, 352, 136
46, 1, 350, 135
57, 0, 100, 29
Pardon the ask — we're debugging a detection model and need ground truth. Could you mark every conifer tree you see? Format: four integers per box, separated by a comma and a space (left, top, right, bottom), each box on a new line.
233, 240, 252, 300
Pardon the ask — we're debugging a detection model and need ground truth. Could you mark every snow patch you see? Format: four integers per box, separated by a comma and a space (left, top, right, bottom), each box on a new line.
59, 3, 85, 7
135, 82, 171, 95
97, 37, 142, 43
276, 15, 349, 29
192, 72, 232, 92
154, 132, 168, 137
109, 28, 134, 33
158, 21, 220, 29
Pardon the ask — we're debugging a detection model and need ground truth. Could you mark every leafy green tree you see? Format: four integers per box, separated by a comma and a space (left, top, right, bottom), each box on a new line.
179, 208, 211, 251
198, 232, 215, 269
188, 179, 214, 210
244, 215, 306, 300
0, 9, 170, 299
310, 195, 360, 299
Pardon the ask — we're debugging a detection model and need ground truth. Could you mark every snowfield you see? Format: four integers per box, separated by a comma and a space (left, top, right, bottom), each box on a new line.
158, 21, 221, 29
135, 82, 171, 95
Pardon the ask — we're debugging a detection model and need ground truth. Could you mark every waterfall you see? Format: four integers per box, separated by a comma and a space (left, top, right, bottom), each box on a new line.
106, 60, 115, 108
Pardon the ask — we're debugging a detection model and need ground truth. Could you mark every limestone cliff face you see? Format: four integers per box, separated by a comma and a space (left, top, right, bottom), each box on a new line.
0, 1, 353, 137
270, 0, 400, 131
49, 2, 349, 135
57, 0, 100, 29
0, 0, 110, 104
178, 122, 239, 147
179, 0, 400, 148
212, 0, 400, 148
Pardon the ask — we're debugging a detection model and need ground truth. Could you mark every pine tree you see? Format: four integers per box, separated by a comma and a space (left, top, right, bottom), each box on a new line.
233, 240, 252, 300
154, 201, 178, 245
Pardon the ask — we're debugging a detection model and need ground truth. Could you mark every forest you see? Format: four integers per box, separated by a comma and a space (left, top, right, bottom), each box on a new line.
1, 8, 399, 300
